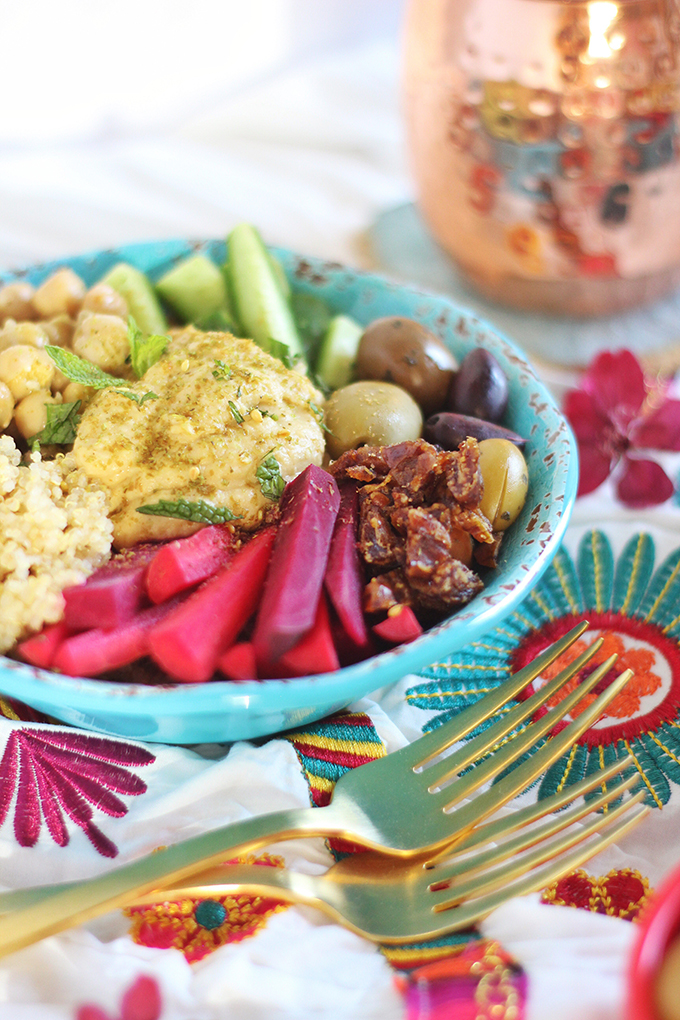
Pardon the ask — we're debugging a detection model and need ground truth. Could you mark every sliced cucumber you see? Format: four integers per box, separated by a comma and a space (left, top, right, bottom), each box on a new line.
315, 314, 363, 391
101, 262, 167, 335
292, 291, 332, 360
156, 254, 232, 326
225, 223, 305, 363
268, 249, 291, 301
194, 308, 238, 333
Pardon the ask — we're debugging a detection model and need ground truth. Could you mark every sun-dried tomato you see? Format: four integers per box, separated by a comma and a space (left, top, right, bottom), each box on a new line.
329, 438, 498, 621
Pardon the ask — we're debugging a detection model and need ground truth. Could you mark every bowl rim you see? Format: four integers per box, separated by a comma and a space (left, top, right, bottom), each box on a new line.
0, 238, 579, 732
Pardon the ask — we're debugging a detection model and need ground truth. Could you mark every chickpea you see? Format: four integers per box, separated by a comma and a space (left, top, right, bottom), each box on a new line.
33, 268, 86, 319
0, 320, 50, 351
42, 314, 75, 348
50, 368, 72, 394
14, 389, 61, 440
0, 282, 36, 323
324, 380, 423, 459
63, 381, 94, 407
0, 345, 55, 401
72, 313, 130, 376
82, 283, 128, 320
478, 438, 529, 531
0, 381, 14, 429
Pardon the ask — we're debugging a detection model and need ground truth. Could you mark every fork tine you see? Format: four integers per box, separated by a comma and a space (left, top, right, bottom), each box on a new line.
427, 770, 640, 876
422, 641, 608, 792
402, 803, 651, 941
429, 788, 647, 908
433, 753, 635, 861
401, 621, 591, 772
441, 667, 634, 839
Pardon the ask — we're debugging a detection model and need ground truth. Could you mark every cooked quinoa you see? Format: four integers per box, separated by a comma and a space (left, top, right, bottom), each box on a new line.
0, 434, 113, 653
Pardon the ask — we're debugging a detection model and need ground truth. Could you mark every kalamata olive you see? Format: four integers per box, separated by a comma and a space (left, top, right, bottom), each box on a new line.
424, 411, 526, 450
449, 347, 508, 423
478, 438, 529, 531
355, 316, 458, 416
325, 380, 423, 459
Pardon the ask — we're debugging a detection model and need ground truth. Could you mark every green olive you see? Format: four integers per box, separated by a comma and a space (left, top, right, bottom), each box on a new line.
325, 380, 423, 459
356, 316, 458, 416
478, 438, 528, 531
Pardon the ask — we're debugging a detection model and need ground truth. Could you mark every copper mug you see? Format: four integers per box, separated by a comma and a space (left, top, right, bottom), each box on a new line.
403, 0, 680, 315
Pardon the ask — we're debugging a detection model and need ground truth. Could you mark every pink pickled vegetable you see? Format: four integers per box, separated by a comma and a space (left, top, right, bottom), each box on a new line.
323, 481, 368, 648
53, 597, 183, 677
253, 465, 340, 669
62, 544, 159, 631
145, 525, 236, 604
217, 642, 258, 682
17, 621, 70, 669
148, 526, 276, 683
267, 593, 339, 678
373, 605, 423, 645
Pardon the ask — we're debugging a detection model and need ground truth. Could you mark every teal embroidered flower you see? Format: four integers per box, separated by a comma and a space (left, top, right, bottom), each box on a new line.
407, 530, 680, 808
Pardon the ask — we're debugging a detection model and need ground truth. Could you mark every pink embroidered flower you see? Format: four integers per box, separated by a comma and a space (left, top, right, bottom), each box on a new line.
0, 729, 154, 857
563, 349, 680, 507
76, 974, 161, 1020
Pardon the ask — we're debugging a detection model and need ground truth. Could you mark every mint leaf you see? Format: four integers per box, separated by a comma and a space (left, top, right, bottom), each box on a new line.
29, 400, 81, 449
136, 498, 242, 524
45, 346, 125, 389
212, 359, 232, 381
256, 452, 285, 500
45, 345, 159, 406
124, 390, 159, 406
127, 315, 169, 378
268, 338, 302, 370
228, 400, 245, 424
309, 400, 332, 434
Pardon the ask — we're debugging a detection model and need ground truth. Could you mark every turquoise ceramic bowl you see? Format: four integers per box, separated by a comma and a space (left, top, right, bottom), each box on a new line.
0, 240, 578, 744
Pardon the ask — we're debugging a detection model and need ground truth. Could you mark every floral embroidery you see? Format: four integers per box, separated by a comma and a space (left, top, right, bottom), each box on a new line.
125, 853, 288, 962
286, 710, 386, 857
395, 939, 526, 1020
407, 530, 680, 808
563, 349, 680, 506
537, 630, 661, 722
76, 974, 161, 1020
0, 728, 154, 857
0, 696, 48, 723
541, 867, 652, 921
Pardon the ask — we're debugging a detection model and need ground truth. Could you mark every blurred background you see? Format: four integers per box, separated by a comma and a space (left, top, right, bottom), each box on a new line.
0, 0, 408, 265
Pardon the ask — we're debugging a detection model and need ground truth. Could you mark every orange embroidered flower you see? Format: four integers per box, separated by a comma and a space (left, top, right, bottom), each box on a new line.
541, 630, 661, 722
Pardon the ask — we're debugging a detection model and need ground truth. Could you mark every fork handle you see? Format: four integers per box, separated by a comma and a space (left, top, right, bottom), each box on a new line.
0, 800, 346, 958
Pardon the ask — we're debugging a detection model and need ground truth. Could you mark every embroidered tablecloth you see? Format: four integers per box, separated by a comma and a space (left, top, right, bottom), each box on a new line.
1, 26, 680, 1020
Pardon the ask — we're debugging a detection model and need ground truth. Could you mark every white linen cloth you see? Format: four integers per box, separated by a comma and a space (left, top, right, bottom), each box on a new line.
1, 22, 679, 1020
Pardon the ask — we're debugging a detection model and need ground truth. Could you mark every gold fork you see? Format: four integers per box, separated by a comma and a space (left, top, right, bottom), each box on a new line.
0, 624, 639, 955
63, 779, 650, 945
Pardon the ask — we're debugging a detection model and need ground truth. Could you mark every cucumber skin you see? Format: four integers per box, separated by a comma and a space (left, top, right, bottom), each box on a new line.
315, 314, 363, 391
226, 224, 305, 363
102, 262, 167, 335
156, 254, 229, 325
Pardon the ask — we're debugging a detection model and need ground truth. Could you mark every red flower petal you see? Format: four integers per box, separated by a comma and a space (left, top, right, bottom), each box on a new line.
631, 399, 680, 452
615, 456, 675, 508
582, 350, 646, 421
121, 975, 162, 1020
576, 443, 615, 496
76, 1008, 114, 1020
563, 388, 608, 443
